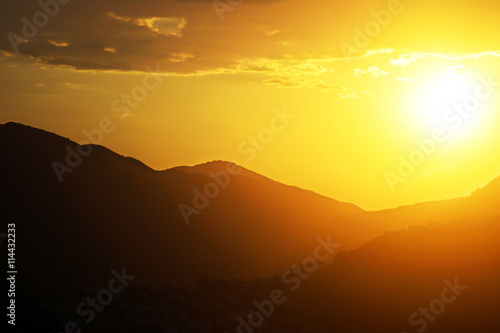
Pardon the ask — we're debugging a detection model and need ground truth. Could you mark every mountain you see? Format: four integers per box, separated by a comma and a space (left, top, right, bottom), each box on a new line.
3, 122, 500, 332
0, 122, 374, 294
1, 121, 500, 296
26, 217, 500, 333
287, 216, 500, 332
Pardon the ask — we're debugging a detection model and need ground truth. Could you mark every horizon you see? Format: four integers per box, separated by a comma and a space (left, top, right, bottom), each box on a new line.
2, 0, 500, 210
0, 120, 495, 211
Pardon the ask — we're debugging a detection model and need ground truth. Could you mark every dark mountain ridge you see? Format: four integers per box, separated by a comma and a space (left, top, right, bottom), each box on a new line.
1, 121, 500, 295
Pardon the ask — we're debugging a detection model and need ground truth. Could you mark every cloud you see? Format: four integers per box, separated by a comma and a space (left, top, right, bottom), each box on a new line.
108, 12, 187, 37
263, 77, 366, 98
135, 17, 187, 37
277, 41, 294, 47
47, 40, 69, 48
168, 52, 194, 62
263, 77, 301, 87
444, 65, 471, 77
353, 66, 390, 78
63, 82, 89, 90
107, 12, 132, 22
2, 0, 500, 76
310, 80, 370, 98
243, 58, 369, 98
257, 26, 287, 36
0, 1, 205, 72
390, 51, 500, 66
391, 54, 421, 67
0, 0, 400, 73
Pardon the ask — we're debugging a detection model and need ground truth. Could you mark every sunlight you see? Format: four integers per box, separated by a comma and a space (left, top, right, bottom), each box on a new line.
417, 66, 473, 129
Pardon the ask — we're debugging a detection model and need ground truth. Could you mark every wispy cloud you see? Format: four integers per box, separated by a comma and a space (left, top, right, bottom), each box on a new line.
354, 66, 390, 78
47, 40, 69, 48
135, 17, 187, 37
108, 12, 187, 37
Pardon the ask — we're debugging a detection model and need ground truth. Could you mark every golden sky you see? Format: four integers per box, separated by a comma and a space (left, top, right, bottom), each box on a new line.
1, 0, 500, 210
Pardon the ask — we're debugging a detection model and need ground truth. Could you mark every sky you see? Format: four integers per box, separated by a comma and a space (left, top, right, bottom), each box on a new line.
2, 0, 500, 210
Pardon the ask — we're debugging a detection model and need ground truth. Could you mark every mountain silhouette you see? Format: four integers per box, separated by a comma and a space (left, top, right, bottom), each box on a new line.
3, 122, 500, 332
283, 216, 500, 332
25, 217, 499, 333
0, 122, 373, 294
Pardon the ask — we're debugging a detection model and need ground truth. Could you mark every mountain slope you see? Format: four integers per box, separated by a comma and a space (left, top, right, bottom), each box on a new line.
290, 217, 500, 332
0, 122, 374, 293
2, 121, 500, 295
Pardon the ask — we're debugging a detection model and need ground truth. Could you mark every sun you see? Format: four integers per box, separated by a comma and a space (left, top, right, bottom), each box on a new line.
409, 64, 496, 148
417, 66, 473, 129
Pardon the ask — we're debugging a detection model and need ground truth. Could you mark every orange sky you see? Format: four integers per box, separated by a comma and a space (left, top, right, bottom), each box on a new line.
1, 0, 500, 210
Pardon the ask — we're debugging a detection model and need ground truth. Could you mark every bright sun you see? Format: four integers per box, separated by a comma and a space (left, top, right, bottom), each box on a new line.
419, 66, 472, 126
413, 65, 492, 141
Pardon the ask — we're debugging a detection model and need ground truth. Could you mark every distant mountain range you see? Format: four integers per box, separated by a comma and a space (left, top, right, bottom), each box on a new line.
3, 122, 500, 333
23, 216, 500, 333
1, 121, 500, 293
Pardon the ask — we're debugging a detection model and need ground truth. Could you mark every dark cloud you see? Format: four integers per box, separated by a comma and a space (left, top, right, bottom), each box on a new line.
2, 0, 499, 73
0, 0, 297, 72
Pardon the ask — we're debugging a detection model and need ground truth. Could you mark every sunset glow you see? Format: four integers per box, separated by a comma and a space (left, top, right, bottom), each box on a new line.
2, 0, 500, 209
4, 1, 500, 332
